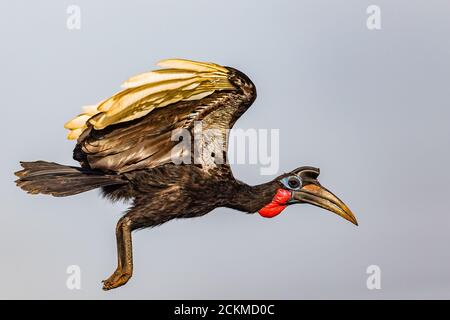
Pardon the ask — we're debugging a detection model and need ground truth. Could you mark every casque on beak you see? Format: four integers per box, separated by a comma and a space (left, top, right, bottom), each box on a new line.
291, 184, 358, 226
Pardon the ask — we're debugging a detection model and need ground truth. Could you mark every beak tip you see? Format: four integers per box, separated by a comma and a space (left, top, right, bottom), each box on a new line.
348, 215, 358, 226
344, 211, 358, 226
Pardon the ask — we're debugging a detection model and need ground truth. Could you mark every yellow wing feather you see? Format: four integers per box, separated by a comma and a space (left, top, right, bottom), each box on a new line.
65, 59, 234, 140
157, 58, 229, 73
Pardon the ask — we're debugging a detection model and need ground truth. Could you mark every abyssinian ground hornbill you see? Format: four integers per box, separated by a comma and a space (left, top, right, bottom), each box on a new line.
15, 59, 357, 290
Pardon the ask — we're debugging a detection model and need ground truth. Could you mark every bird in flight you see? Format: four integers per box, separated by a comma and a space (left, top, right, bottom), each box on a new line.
15, 59, 357, 290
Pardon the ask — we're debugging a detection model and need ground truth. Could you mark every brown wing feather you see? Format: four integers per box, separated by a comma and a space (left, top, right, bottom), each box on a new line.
74, 67, 256, 174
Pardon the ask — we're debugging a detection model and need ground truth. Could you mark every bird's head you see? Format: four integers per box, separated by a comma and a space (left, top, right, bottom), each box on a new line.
258, 166, 358, 225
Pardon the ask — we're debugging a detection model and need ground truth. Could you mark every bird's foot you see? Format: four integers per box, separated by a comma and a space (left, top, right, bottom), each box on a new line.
102, 269, 132, 291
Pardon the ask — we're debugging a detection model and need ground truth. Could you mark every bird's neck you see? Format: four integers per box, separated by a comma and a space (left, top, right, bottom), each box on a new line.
226, 180, 280, 213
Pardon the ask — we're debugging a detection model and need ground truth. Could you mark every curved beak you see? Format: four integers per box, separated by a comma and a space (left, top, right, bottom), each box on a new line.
292, 184, 358, 226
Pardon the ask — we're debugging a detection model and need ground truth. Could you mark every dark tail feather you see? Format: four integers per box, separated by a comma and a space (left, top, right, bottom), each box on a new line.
15, 161, 127, 197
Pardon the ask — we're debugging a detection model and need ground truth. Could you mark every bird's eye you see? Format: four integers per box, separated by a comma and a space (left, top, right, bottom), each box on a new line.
281, 176, 302, 190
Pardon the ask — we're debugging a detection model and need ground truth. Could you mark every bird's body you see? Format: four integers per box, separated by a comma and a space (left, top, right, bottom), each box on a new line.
15, 59, 357, 290
102, 164, 277, 227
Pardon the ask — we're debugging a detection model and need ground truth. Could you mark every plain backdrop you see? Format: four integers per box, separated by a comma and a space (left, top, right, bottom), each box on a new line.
1, 0, 449, 299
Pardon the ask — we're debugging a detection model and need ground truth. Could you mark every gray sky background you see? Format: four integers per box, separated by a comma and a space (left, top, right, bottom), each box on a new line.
1, 0, 449, 299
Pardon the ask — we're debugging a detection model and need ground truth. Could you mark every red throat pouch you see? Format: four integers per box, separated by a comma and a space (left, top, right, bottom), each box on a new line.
258, 189, 292, 218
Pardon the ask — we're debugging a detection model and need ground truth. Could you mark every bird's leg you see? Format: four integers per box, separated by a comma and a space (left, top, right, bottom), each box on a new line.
102, 215, 134, 291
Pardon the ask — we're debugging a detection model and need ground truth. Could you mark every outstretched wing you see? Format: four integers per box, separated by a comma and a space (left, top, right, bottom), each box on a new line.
66, 59, 256, 174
